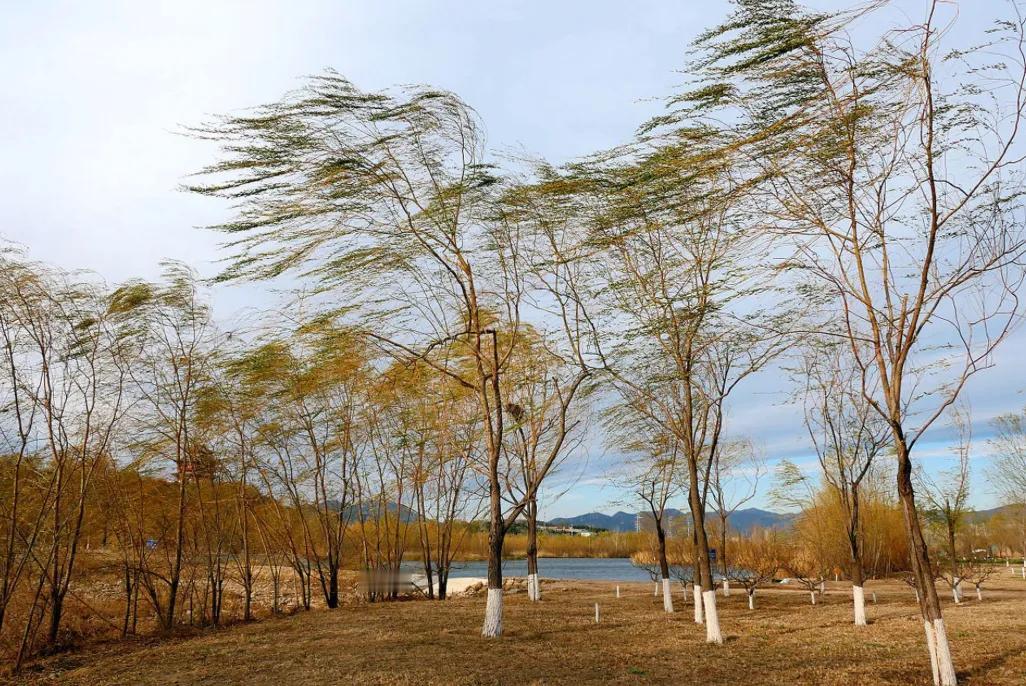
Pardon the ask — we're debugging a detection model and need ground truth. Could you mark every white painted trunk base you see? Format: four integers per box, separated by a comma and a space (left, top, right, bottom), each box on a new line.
748, 590, 755, 610
976, 586, 982, 601
693, 584, 704, 624
924, 620, 940, 686
481, 588, 503, 637
932, 618, 958, 686
810, 590, 817, 605
722, 579, 730, 597
703, 590, 723, 644
662, 578, 674, 613
527, 573, 540, 602
853, 585, 867, 627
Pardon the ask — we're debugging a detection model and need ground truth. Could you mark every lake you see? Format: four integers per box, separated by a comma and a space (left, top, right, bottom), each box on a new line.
438, 557, 661, 582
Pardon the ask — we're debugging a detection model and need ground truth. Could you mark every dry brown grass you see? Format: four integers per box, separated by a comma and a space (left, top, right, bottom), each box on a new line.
7, 575, 1026, 685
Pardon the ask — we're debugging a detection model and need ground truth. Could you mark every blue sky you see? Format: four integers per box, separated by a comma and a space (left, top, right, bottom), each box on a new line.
2, 1, 1024, 518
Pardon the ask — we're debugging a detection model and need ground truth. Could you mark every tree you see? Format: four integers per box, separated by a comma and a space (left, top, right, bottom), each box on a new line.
499, 332, 589, 603
988, 407, 1026, 568
687, 1, 1026, 681
115, 263, 216, 631
0, 255, 131, 657
542, 132, 787, 643
919, 407, 973, 605
797, 343, 888, 625
728, 533, 786, 610
708, 438, 763, 585
613, 417, 683, 614
188, 72, 591, 636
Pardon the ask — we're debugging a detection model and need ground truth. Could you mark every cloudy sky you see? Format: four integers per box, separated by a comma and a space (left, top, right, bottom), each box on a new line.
3, 0, 1023, 518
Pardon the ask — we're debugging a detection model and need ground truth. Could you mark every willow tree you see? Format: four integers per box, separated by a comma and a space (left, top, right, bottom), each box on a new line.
116, 263, 216, 631
687, 1, 1026, 682
189, 72, 529, 636
549, 143, 786, 643
0, 256, 132, 657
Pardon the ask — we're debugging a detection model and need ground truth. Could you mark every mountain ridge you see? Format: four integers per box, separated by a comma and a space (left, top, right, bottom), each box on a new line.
544, 507, 795, 534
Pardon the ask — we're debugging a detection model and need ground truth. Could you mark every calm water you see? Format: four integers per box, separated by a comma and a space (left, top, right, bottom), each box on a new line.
440, 557, 658, 582
401, 557, 724, 582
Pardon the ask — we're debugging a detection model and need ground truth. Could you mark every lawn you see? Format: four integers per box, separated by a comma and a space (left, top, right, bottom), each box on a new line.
9, 576, 1026, 685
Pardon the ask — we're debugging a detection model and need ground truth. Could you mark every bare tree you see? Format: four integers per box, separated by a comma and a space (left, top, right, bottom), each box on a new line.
918, 407, 973, 605
798, 342, 888, 625
988, 407, 1026, 569
708, 438, 764, 590
612, 415, 683, 614
686, 1, 1026, 681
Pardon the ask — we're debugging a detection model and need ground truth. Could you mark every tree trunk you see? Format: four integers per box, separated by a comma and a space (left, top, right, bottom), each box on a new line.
853, 585, 867, 626
656, 519, 673, 613
481, 516, 504, 637
526, 497, 540, 602
327, 566, 339, 609
895, 436, 957, 686
688, 473, 721, 643
852, 562, 867, 627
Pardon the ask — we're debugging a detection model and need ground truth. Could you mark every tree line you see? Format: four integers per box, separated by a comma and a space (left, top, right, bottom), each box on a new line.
4, 1, 1026, 684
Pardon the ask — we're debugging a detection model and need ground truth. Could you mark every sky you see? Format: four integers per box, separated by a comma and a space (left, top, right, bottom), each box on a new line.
2, 1, 1024, 518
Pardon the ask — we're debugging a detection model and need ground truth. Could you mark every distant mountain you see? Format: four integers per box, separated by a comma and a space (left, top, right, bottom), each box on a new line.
544, 511, 639, 532
545, 507, 794, 534
326, 500, 420, 524
966, 504, 1023, 523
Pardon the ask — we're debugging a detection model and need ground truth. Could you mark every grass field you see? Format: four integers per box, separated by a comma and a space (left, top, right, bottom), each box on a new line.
8, 575, 1026, 685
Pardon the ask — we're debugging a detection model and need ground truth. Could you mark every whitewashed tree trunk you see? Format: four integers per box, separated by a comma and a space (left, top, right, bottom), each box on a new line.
616, 585, 620, 599
933, 618, 958, 686
810, 590, 817, 605
747, 590, 755, 610
481, 589, 503, 638
653, 582, 659, 596
924, 620, 940, 686
527, 573, 541, 601
703, 590, 722, 644
722, 579, 730, 597
951, 581, 961, 604
853, 585, 867, 627
693, 584, 704, 624
975, 585, 982, 601
681, 583, 687, 601
662, 578, 674, 613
